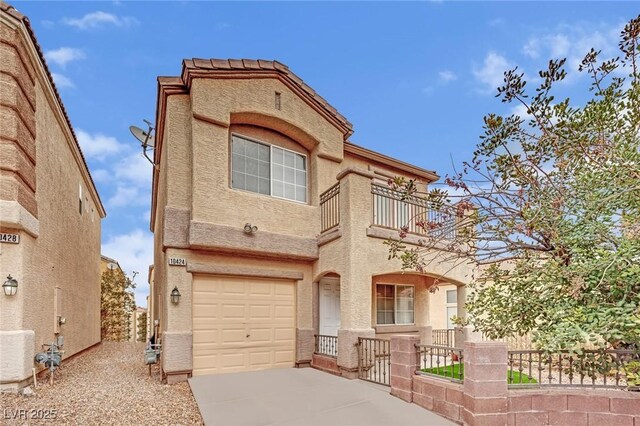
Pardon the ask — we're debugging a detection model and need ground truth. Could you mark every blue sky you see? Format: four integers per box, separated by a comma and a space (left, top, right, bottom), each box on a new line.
14, 1, 637, 305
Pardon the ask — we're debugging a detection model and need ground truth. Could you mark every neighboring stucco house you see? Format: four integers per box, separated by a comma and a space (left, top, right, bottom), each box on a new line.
149, 58, 473, 383
0, 3, 105, 391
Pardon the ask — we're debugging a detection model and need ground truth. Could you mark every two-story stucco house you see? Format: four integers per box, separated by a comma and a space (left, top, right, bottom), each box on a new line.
149, 58, 473, 383
0, 2, 105, 391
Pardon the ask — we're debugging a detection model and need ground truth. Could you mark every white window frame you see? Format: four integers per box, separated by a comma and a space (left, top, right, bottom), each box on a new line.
375, 283, 415, 326
230, 133, 308, 204
445, 289, 458, 329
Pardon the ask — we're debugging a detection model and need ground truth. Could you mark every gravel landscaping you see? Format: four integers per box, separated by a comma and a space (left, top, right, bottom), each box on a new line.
0, 341, 203, 425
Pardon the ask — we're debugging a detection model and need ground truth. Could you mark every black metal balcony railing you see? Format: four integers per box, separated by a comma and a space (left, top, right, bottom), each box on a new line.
432, 329, 456, 347
314, 334, 337, 357
320, 183, 340, 233
371, 184, 457, 240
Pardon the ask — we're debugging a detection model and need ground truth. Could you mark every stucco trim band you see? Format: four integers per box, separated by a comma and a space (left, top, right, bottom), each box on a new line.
187, 262, 303, 280
189, 221, 319, 260
192, 112, 229, 129
366, 225, 457, 252
335, 167, 375, 181
0, 199, 39, 237
317, 226, 341, 246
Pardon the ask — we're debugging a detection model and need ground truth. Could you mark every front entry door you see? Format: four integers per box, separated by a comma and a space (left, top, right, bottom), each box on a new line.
319, 278, 340, 336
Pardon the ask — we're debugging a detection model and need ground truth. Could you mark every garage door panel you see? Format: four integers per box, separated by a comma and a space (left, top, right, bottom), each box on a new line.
193, 276, 296, 376
247, 327, 272, 343
221, 328, 247, 344
274, 305, 294, 319
249, 304, 272, 319
193, 330, 220, 343
221, 303, 246, 319
222, 282, 246, 295
249, 283, 272, 295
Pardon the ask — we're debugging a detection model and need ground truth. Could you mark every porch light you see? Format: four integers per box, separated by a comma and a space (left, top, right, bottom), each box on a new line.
170, 286, 181, 304
3, 275, 18, 296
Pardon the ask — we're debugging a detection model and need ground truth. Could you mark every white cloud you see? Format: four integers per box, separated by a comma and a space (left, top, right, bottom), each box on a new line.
102, 229, 154, 306
92, 169, 111, 183
108, 185, 149, 208
114, 153, 153, 185
438, 70, 458, 82
488, 18, 505, 27
44, 47, 85, 68
521, 21, 625, 84
522, 38, 540, 59
62, 11, 138, 30
473, 52, 513, 93
51, 73, 74, 89
511, 103, 534, 121
77, 129, 126, 160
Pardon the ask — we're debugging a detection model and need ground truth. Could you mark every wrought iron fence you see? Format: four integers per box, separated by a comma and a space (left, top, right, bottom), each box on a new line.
482, 332, 533, 351
416, 344, 464, 383
432, 329, 456, 347
371, 184, 457, 240
357, 337, 390, 386
508, 349, 640, 389
320, 183, 340, 233
314, 334, 337, 357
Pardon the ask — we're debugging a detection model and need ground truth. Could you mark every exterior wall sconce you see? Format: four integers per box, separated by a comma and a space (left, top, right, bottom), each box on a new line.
243, 223, 258, 234
170, 286, 181, 304
3, 275, 18, 296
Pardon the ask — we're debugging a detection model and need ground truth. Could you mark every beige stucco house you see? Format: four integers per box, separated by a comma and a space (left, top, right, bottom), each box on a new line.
149, 58, 473, 383
0, 3, 105, 391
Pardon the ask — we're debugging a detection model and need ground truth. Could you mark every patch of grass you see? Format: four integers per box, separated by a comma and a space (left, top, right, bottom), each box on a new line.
421, 363, 537, 384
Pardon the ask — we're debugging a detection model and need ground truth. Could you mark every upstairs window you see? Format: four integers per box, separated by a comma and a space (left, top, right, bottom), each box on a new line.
231, 134, 307, 203
79, 184, 83, 215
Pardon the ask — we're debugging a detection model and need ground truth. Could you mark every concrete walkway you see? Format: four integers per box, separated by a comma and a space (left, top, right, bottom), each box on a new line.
189, 368, 455, 426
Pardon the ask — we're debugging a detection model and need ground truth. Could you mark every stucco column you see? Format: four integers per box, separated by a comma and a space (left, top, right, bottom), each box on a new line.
162, 250, 193, 383
335, 168, 376, 377
454, 284, 480, 348
416, 283, 432, 345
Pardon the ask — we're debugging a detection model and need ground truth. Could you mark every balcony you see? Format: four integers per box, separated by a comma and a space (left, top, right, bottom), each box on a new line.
319, 180, 459, 242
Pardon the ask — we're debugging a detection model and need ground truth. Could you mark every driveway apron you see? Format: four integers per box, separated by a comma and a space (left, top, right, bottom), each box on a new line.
189, 368, 456, 426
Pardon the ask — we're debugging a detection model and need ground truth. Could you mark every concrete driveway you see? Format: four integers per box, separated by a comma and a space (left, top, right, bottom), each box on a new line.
189, 368, 455, 426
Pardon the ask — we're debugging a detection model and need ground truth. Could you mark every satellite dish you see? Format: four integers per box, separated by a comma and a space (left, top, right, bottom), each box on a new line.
129, 119, 158, 169
129, 125, 155, 148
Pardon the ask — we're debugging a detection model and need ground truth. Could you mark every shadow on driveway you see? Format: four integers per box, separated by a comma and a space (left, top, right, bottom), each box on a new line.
189, 368, 455, 426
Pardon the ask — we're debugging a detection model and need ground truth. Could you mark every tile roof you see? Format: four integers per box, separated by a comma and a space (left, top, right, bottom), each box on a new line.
1, 1, 105, 215
182, 58, 353, 133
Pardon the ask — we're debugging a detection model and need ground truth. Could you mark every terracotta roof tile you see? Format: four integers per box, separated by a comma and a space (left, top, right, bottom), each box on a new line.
192, 58, 214, 69
241, 59, 260, 69
183, 57, 353, 132
273, 61, 290, 72
257, 60, 275, 70
0, 1, 105, 214
227, 59, 244, 69
211, 59, 232, 69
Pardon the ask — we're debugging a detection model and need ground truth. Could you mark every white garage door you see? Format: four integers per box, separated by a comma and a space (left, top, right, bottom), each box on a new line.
192, 275, 296, 376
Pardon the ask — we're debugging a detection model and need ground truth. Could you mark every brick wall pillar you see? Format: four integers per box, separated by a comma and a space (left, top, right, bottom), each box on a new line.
462, 341, 508, 426
390, 335, 420, 402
